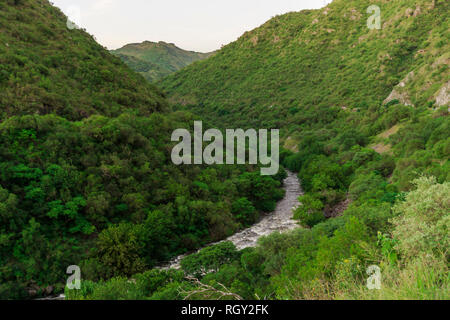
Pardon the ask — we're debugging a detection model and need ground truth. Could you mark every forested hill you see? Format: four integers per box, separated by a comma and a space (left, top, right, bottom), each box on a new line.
127, 0, 450, 301
111, 41, 214, 82
0, 0, 286, 299
161, 0, 449, 129
1, 0, 448, 301
0, 0, 167, 120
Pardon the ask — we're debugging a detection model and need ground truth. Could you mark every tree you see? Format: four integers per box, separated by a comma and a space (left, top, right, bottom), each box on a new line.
294, 194, 325, 228
231, 198, 257, 226
96, 223, 147, 278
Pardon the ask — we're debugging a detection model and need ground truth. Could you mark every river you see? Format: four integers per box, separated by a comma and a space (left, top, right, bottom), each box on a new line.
41, 171, 302, 299
159, 170, 303, 269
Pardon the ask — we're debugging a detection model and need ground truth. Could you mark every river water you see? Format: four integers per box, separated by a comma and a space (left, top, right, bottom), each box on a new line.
41, 171, 302, 299
160, 170, 303, 269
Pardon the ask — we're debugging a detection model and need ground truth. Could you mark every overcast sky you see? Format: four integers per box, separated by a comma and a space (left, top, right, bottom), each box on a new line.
52, 0, 332, 52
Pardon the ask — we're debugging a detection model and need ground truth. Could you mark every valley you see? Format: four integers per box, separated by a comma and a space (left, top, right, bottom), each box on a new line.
161, 170, 302, 270
0, 0, 448, 301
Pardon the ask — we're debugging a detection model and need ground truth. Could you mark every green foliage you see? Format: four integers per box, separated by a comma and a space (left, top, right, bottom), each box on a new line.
96, 223, 147, 278
236, 172, 284, 212
349, 173, 386, 201
181, 242, 239, 277
47, 197, 94, 235
335, 178, 449, 300
377, 232, 398, 266
1, 0, 449, 301
294, 194, 325, 228
73, 177, 449, 301
0, 0, 167, 120
231, 198, 257, 226
315, 217, 370, 275
65, 268, 185, 300
112, 41, 213, 82
392, 176, 449, 260
0, 110, 284, 298
161, 0, 449, 129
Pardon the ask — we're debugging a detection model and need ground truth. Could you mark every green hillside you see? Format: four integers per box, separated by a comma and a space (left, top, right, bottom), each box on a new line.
84, 0, 447, 300
0, 0, 168, 120
161, 0, 449, 129
0, 0, 283, 299
1, 0, 448, 301
112, 41, 214, 82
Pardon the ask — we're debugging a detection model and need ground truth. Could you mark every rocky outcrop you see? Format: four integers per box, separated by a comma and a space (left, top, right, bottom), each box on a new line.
434, 81, 449, 107
384, 71, 415, 106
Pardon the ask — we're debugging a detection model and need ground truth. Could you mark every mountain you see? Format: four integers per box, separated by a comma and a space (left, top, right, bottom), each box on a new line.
161, 0, 449, 129
0, 0, 167, 120
151, 0, 448, 301
0, 0, 284, 299
63, 0, 448, 301
1, 0, 448, 301
111, 41, 214, 82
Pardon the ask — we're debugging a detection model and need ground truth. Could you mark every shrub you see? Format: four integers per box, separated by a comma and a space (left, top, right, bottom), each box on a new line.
294, 194, 325, 228
392, 177, 449, 259
231, 198, 257, 226
181, 242, 239, 277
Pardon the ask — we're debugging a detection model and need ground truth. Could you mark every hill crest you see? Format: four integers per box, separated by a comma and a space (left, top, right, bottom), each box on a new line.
112, 41, 215, 82
161, 0, 449, 128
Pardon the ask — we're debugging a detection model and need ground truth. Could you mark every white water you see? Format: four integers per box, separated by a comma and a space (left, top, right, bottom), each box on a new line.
160, 170, 302, 269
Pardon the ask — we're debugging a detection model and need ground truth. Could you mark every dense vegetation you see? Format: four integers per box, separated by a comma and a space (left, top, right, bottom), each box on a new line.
112, 41, 214, 82
0, 112, 285, 299
67, 103, 449, 300
68, 175, 449, 300
67, 0, 448, 300
0, 0, 284, 299
0, 0, 448, 300
161, 0, 449, 130
0, 0, 168, 120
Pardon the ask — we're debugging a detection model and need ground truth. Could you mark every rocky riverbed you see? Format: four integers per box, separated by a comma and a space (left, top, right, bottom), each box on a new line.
160, 170, 303, 269
43, 171, 302, 299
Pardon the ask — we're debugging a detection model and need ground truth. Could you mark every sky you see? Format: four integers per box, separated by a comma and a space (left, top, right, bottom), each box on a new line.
52, 0, 333, 52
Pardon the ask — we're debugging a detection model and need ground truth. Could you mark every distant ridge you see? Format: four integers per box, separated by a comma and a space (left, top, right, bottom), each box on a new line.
0, 0, 167, 120
111, 41, 215, 82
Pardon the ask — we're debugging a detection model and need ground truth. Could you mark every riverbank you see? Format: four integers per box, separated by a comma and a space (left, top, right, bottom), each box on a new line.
160, 170, 303, 269
43, 171, 303, 299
